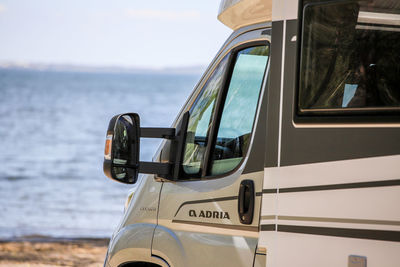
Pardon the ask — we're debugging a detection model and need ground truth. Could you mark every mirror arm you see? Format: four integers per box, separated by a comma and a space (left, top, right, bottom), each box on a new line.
139, 161, 172, 176
140, 127, 176, 140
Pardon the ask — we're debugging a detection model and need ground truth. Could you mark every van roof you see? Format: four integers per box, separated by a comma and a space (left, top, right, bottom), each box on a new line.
218, 0, 272, 30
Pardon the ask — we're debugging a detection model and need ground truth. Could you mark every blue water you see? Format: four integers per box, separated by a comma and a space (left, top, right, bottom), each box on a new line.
0, 69, 198, 239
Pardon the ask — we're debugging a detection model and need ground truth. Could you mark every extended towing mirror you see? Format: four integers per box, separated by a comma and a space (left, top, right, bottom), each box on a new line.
103, 112, 189, 184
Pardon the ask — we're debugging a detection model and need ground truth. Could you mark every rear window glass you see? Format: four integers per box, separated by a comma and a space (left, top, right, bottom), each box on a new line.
299, 0, 400, 114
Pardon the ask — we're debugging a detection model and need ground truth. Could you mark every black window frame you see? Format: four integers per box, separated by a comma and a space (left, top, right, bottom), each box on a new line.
181, 40, 270, 181
295, 0, 400, 124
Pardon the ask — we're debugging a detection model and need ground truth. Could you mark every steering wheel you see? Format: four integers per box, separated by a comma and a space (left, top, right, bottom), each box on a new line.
214, 128, 244, 159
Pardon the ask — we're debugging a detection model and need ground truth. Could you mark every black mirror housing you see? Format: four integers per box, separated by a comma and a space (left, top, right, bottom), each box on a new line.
103, 113, 140, 184
103, 111, 189, 184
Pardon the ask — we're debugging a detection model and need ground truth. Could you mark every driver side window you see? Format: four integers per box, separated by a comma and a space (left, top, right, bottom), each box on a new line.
182, 44, 269, 178
182, 55, 229, 176
210, 46, 269, 175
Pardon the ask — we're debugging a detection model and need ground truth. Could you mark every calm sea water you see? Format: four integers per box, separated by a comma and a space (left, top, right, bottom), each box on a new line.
0, 69, 198, 239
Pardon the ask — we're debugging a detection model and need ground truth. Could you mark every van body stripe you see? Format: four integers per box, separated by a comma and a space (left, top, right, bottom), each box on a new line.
261, 215, 400, 226
261, 224, 276, 231
172, 220, 259, 232
260, 224, 400, 242
262, 179, 400, 194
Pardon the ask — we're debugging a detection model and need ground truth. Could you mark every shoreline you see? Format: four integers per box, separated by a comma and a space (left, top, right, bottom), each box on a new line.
0, 236, 109, 267
0, 235, 110, 245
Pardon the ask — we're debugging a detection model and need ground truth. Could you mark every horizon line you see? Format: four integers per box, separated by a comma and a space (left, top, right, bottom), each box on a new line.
0, 61, 207, 75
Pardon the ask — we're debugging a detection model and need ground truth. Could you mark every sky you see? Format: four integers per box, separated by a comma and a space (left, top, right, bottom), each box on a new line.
0, 0, 232, 68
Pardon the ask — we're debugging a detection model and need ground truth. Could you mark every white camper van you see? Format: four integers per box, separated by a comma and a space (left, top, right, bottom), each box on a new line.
102, 0, 400, 266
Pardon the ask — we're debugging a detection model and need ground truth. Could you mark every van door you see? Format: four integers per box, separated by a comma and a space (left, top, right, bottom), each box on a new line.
152, 27, 270, 267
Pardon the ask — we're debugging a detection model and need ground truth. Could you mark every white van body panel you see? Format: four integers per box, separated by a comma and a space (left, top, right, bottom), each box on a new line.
106, 175, 162, 267
271, 0, 298, 21
152, 171, 263, 267
260, 155, 400, 267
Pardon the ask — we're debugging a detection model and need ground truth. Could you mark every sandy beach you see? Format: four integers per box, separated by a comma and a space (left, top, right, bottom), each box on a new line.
0, 237, 108, 267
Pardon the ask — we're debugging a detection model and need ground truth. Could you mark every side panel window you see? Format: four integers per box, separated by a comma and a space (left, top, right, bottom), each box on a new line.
299, 0, 400, 113
182, 44, 269, 178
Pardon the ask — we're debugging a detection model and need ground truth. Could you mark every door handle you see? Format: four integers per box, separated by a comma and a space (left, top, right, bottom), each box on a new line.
238, 179, 255, 224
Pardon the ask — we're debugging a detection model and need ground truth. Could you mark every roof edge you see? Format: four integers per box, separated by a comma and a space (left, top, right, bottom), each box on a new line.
218, 0, 272, 30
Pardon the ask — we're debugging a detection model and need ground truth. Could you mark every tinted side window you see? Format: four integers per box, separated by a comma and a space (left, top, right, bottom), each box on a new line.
299, 0, 400, 113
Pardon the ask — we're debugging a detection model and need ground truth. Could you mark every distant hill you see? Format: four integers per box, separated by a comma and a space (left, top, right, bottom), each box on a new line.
0, 62, 207, 75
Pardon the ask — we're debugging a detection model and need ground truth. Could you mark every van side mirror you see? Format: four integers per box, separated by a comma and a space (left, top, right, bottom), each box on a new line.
103, 113, 140, 184
103, 111, 189, 184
